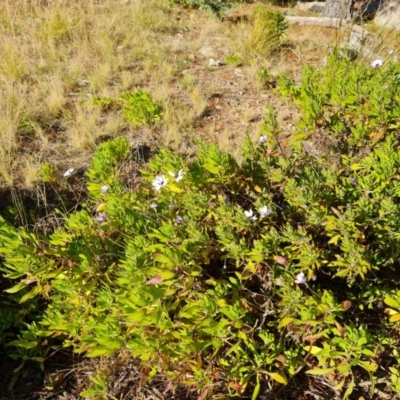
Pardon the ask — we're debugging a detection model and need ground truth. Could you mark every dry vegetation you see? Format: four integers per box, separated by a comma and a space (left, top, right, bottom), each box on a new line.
0, 0, 343, 190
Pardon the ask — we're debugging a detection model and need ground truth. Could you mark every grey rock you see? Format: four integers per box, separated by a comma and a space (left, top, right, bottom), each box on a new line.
199, 45, 216, 58
374, 0, 400, 30
296, 1, 325, 11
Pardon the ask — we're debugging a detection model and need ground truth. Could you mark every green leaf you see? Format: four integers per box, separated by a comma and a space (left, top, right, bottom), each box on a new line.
278, 317, 293, 329
343, 376, 354, 400
158, 271, 176, 280
306, 368, 335, 375
252, 375, 261, 400
303, 345, 324, 355
168, 183, 184, 193
390, 313, 400, 322
203, 163, 220, 174
8, 339, 38, 349
153, 254, 171, 263
126, 310, 146, 322
384, 295, 400, 309
359, 361, 378, 372
80, 388, 100, 397
86, 345, 118, 357
19, 285, 42, 303
266, 372, 288, 385
4, 282, 28, 294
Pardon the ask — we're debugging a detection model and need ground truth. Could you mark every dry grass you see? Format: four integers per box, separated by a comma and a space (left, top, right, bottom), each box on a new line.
0, 0, 397, 189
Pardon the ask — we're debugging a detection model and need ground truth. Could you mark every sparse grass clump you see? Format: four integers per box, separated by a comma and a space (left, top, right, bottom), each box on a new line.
234, 5, 289, 65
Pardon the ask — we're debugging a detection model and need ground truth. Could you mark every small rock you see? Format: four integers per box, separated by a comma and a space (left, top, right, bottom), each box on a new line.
374, 0, 400, 30
234, 68, 243, 77
199, 45, 216, 58
78, 78, 90, 87
309, 4, 324, 13
209, 58, 224, 67
296, 1, 325, 12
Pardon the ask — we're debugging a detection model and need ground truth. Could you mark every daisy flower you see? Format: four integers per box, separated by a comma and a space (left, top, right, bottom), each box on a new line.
259, 206, 272, 218
168, 169, 184, 182
152, 175, 168, 191
244, 209, 257, 221
294, 272, 307, 285
371, 59, 383, 68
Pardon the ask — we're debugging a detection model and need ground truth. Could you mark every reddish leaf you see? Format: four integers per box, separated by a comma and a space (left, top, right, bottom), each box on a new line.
146, 274, 163, 285
197, 388, 210, 400
335, 322, 346, 337
303, 333, 322, 342
139, 368, 150, 388
163, 381, 173, 395
228, 382, 243, 391
276, 354, 287, 363
274, 256, 289, 267
342, 300, 352, 311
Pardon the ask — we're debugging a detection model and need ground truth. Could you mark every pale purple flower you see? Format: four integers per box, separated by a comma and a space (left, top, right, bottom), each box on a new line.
152, 175, 168, 191
101, 185, 109, 194
168, 203, 175, 209
294, 272, 307, 285
350, 178, 357, 185
175, 215, 183, 224
94, 212, 107, 223
63, 168, 74, 177
168, 169, 184, 182
371, 59, 383, 68
150, 202, 158, 209
244, 209, 257, 221
259, 135, 267, 144
259, 206, 272, 218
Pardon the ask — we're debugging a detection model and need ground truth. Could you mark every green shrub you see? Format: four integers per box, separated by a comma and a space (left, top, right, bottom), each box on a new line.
119, 89, 162, 126
224, 53, 243, 67
2, 57, 400, 398
170, 0, 243, 15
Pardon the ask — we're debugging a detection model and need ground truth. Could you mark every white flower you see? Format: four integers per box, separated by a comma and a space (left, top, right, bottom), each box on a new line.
63, 168, 75, 177
101, 185, 109, 194
94, 212, 107, 223
168, 169, 184, 182
259, 135, 267, 144
244, 209, 257, 221
259, 206, 272, 218
152, 175, 168, 191
294, 272, 307, 285
371, 59, 383, 68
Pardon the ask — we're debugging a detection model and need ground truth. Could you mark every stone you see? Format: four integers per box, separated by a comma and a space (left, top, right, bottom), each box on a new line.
208, 58, 224, 67
374, 0, 400, 30
199, 46, 216, 58
309, 4, 324, 12
353, 0, 382, 20
296, 1, 325, 12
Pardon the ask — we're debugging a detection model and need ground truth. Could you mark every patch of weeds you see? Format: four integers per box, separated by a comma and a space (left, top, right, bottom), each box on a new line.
91, 95, 115, 112
224, 53, 243, 67
256, 68, 275, 87
38, 163, 57, 184
119, 89, 162, 126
